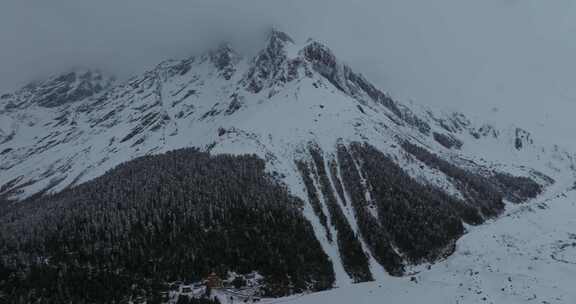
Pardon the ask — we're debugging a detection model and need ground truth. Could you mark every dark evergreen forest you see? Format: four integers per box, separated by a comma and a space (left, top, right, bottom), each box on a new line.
0, 149, 334, 303
336, 143, 464, 275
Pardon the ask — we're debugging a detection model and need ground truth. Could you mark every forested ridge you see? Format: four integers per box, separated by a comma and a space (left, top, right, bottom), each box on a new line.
0, 149, 334, 303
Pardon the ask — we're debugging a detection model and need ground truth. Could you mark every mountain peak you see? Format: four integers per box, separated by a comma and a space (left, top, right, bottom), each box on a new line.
261, 28, 295, 58
243, 29, 298, 93
267, 28, 295, 45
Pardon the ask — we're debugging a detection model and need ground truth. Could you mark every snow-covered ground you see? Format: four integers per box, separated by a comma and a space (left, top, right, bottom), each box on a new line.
264, 185, 576, 304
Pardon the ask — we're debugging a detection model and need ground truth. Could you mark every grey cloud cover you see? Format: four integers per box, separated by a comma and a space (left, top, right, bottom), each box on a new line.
1, 0, 575, 146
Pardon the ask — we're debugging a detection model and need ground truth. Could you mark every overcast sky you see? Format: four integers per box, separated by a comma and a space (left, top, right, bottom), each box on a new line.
1, 0, 575, 147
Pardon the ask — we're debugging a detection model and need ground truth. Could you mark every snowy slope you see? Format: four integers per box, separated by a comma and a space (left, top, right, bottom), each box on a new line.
272, 184, 576, 304
1, 30, 575, 288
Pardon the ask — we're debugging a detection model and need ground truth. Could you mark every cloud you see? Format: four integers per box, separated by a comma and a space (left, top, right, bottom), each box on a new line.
0, 0, 283, 89
1, 0, 575, 147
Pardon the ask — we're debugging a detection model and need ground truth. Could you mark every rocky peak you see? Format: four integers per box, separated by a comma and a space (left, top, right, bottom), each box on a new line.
266, 29, 295, 51
209, 43, 240, 80
301, 41, 338, 70
301, 40, 379, 104
301, 40, 345, 87
243, 29, 297, 93
300, 40, 431, 134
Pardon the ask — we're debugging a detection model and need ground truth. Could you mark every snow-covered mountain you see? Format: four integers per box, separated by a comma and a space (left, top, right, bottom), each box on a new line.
1, 30, 575, 299
1, 30, 572, 199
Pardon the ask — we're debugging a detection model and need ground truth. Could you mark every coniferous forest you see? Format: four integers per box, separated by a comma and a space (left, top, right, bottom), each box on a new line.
0, 149, 334, 303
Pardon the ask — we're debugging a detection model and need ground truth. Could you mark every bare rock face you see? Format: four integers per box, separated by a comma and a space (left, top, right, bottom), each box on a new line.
514, 127, 533, 150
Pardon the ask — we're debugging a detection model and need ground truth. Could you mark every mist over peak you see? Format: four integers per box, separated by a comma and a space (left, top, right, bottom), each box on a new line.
1, 0, 575, 148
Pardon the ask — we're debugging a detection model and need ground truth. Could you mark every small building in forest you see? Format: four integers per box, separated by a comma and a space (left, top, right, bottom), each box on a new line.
206, 272, 223, 289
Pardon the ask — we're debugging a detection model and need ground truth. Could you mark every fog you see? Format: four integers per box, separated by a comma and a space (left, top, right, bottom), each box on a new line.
1, 0, 575, 146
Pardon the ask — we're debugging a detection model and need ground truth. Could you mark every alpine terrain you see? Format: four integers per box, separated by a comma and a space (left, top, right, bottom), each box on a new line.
0, 30, 575, 303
